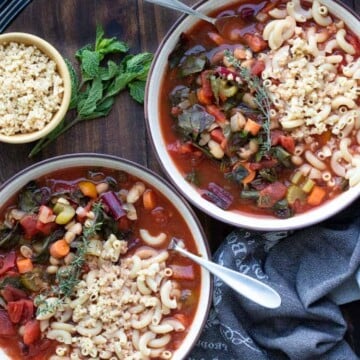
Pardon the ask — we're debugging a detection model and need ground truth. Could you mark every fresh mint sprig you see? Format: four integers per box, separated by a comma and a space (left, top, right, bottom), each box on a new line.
29, 25, 153, 158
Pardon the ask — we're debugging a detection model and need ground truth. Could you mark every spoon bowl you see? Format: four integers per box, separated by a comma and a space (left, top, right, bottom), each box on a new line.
169, 238, 281, 309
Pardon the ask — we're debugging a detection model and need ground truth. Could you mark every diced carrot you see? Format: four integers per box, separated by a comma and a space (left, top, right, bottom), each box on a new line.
244, 34, 268, 53
16, 258, 33, 274
307, 186, 326, 206
143, 189, 157, 211
244, 118, 262, 135
78, 181, 98, 199
207, 31, 226, 45
206, 104, 227, 124
201, 71, 213, 99
49, 239, 70, 259
197, 88, 212, 105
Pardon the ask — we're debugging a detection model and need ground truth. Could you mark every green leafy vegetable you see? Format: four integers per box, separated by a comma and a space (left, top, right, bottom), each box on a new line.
224, 50, 272, 156
29, 25, 153, 158
178, 104, 215, 136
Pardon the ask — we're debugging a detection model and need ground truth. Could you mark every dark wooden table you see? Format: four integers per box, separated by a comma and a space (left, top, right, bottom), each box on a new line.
1, 0, 360, 355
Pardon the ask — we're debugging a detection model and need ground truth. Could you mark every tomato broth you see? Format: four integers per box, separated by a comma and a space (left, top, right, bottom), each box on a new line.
0, 166, 201, 359
159, 0, 360, 218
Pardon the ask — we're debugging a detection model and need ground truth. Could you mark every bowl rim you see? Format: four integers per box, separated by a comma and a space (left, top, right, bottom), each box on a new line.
144, 0, 360, 231
0, 152, 213, 359
0, 32, 71, 144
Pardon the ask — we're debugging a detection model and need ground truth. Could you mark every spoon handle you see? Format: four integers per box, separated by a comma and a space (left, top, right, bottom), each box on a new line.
174, 245, 281, 309
144, 0, 216, 25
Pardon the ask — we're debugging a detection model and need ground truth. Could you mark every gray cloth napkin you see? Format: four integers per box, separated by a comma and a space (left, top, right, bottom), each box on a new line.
190, 199, 360, 360
0, 0, 32, 33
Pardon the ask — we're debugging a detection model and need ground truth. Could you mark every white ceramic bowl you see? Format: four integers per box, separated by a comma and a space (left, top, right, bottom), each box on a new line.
0, 153, 212, 360
145, 0, 360, 231
0, 32, 71, 144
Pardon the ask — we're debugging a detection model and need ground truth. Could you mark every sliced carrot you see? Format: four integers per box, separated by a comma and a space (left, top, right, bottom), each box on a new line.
244, 118, 262, 135
240, 163, 256, 184
206, 104, 227, 124
49, 239, 70, 259
307, 185, 326, 206
207, 31, 226, 45
197, 88, 212, 105
78, 181, 98, 199
16, 258, 33, 274
143, 189, 157, 211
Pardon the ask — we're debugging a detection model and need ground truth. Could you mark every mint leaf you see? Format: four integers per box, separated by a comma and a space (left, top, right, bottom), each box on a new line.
78, 77, 103, 118
29, 25, 153, 158
80, 50, 100, 79
95, 24, 129, 59
128, 80, 146, 104
65, 59, 79, 110
100, 60, 119, 81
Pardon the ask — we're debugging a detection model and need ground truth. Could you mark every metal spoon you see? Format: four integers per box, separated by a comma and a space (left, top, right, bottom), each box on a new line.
169, 238, 281, 309
144, 0, 217, 25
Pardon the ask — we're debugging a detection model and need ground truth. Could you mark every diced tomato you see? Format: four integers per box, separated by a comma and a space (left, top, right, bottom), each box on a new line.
151, 207, 170, 226
200, 71, 213, 99
206, 104, 227, 123
1, 285, 27, 302
250, 60, 265, 76
258, 182, 287, 208
243, 33, 268, 52
249, 158, 278, 170
170, 265, 195, 280
20, 299, 35, 323
7, 299, 34, 324
279, 135, 295, 154
20, 215, 39, 239
345, 33, 360, 55
0, 309, 15, 336
118, 216, 131, 231
35, 220, 57, 236
7, 301, 24, 324
270, 129, 283, 146
0, 251, 16, 275
167, 140, 195, 155
26, 339, 58, 360
23, 320, 41, 345
210, 128, 226, 148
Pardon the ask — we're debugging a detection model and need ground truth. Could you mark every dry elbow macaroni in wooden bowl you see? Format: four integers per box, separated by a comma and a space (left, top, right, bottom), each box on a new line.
0, 155, 211, 360
145, 0, 360, 230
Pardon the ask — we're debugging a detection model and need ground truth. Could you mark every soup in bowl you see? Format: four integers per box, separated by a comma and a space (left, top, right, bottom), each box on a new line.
0, 154, 211, 360
145, 0, 360, 230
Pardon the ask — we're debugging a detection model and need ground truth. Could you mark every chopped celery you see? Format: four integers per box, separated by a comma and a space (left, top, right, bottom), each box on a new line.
302, 179, 315, 193
286, 185, 307, 205
291, 171, 303, 185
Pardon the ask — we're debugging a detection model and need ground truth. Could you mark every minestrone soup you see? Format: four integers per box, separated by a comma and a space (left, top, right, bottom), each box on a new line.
160, 0, 360, 218
0, 167, 201, 359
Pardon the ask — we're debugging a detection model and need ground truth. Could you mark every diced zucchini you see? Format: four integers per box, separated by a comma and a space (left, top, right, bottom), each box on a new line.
53, 203, 75, 225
